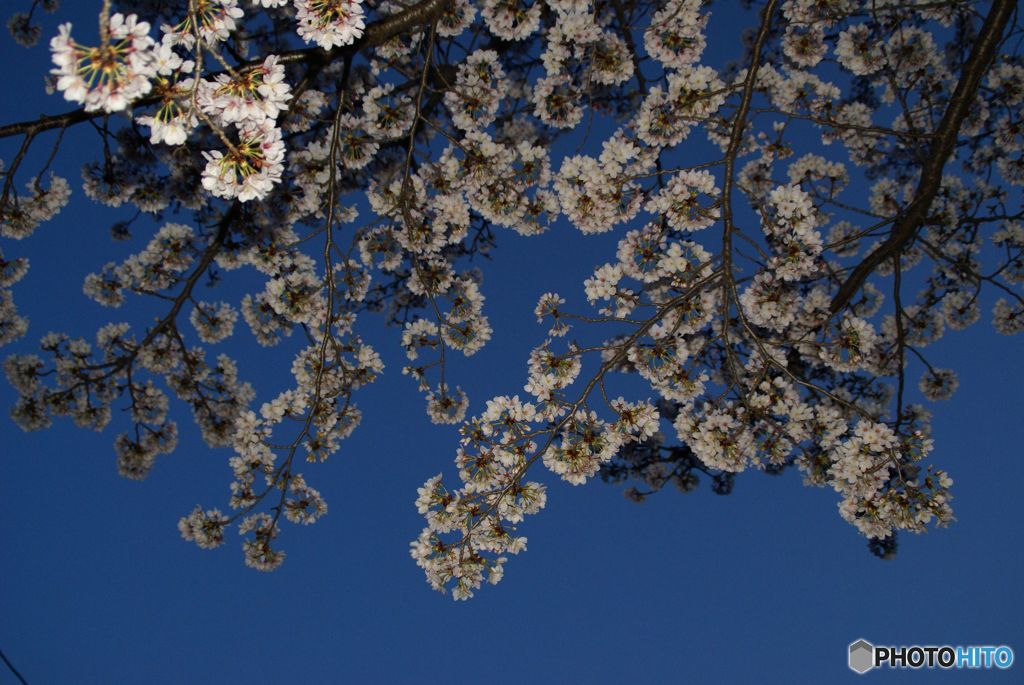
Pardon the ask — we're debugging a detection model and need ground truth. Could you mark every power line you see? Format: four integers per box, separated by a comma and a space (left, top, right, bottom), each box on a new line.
0, 647, 29, 685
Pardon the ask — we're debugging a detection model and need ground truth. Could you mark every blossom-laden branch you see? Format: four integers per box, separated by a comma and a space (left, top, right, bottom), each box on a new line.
829, 0, 1016, 314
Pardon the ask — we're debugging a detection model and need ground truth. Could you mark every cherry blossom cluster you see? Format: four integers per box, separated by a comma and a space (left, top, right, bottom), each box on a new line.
50, 12, 156, 112
408, 0, 1018, 595
0, 171, 72, 241
174, 212, 388, 566
0, 170, 71, 346
179, 332, 380, 569
411, 392, 658, 599
42, 0, 368, 203
0, 247, 31, 347
5, 0, 60, 48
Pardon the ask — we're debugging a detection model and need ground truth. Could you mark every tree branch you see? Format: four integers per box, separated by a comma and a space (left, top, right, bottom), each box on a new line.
828, 0, 1015, 314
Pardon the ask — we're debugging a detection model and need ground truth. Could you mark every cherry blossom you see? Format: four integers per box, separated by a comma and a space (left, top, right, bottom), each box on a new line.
0, 0, 1019, 596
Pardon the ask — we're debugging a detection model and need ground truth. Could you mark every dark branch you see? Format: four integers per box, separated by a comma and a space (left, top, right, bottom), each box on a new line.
828, 0, 1015, 314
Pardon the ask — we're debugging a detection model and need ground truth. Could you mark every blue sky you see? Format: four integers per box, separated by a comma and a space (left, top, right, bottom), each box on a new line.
1, 3, 1023, 683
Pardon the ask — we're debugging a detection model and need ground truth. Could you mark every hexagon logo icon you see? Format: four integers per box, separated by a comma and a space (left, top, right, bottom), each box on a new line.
849, 639, 875, 674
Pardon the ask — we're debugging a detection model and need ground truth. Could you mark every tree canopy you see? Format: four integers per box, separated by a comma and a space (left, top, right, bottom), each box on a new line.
1, 0, 1022, 600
